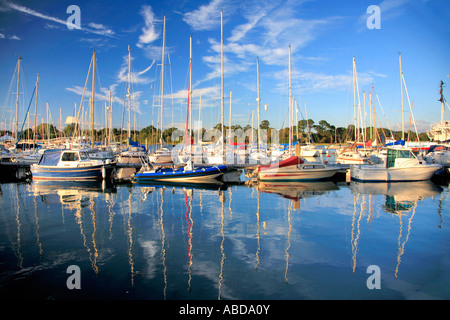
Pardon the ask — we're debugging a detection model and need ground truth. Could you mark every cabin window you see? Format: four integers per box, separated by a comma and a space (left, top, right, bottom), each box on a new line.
61, 152, 79, 161
397, 150, 414, 158
387, 149, 414, 168
79, 152, 88, 160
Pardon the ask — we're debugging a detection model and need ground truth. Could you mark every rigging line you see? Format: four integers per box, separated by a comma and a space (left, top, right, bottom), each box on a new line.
15, 84, 36, 145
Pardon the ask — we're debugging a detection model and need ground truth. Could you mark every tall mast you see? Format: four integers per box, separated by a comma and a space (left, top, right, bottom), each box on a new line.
256, 57, 261, 152
220, 10, 225, 160
229, 90, 232, 147
185, 35, 192, 149
251, 109, 254, 144
439, 80, 444, 124
160, 15, 166, 145
33, 74, 39, 147
91, 50, 96, 147
399, 52, 404, 141
372, 84, 377, 143
108, 90, 112, 145
197, 94, 202, 144
288, 44, 292, 154
189, 35, 193, 149
15, 57, 21, 142
352, 56, 357, 142
127, 46, 131, 147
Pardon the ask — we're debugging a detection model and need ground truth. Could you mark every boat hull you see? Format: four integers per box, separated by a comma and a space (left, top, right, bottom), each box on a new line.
258, 165, 339, 182
133, 165, 227, 182
351, 164, 442, 182
31, 164, 115, 181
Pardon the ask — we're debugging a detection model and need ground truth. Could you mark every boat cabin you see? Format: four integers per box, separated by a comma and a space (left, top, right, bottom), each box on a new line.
386, 148, 419, 168
37, 149, 102, 167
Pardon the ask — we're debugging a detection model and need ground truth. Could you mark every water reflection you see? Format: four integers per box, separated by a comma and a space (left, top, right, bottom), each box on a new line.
350, 180, 443, 279
0, 176, 448, 299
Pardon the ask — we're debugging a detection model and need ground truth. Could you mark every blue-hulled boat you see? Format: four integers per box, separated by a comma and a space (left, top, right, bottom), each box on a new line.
30, 149, 115, 181
132, 161, 227, 183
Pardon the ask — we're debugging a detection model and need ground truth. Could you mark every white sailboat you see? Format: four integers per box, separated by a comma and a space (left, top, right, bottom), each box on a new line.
117, 46, 148, 165
337, 57, 369, 164
148, 16, 174, 165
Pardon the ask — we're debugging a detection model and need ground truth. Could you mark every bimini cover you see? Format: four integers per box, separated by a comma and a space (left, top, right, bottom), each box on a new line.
258, 156, 303, 172
38, 149, 63, 166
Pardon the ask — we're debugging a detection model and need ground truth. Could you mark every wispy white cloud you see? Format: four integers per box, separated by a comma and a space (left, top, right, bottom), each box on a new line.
4, 1, 115, 37
66, 86, 144, 115
273, 68, 385, 94
136, 5, 160, 48
189, 0, 340, 87
115, 56, 155, 85
182, 0, 237, 31
0, 32, 20, 40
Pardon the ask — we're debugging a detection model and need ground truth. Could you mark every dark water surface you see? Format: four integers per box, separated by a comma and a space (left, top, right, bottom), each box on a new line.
0, 176, 448, 300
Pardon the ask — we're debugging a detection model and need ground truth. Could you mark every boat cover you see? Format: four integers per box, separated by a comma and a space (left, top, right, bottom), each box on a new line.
258, 156, 303, 172
37, 149, 63, 166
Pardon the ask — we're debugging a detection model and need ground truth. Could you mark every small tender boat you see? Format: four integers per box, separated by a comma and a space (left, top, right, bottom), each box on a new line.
148, 147, 173, 164
117, 146, 147, 165
424, 145, 450, 168
31, 149, 115, 180
132, 160, 227, 182
257, 156, 340, 181
336, 150, 368, 164
351, 147, 442, 182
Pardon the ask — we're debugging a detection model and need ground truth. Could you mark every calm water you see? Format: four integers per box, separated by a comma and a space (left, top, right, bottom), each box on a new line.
0, 174, 449, 300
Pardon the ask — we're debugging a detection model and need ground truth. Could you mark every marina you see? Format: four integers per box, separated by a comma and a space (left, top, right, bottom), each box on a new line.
1, 0, 450, 302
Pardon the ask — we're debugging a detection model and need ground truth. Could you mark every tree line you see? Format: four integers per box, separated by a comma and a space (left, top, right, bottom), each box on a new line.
2, 118, 430, 145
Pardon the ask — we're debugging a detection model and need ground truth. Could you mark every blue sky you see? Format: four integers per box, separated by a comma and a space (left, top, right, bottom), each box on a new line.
0, 0, 449, 135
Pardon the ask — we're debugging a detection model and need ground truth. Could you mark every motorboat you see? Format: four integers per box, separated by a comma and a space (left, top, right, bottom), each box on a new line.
336, 150, 368, 164
257, 156, 340, 181
132, 160, 227, 183
30, 148, 115, 180
351, 147, 442, 182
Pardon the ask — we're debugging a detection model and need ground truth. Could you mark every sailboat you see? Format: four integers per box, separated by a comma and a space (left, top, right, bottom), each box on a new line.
116, 46, 148, 166
337, 57, 369, 164
31, 51, 116, 181
148, 16, 174, 165
299, 103, 320, 157
132, 34, 228, 183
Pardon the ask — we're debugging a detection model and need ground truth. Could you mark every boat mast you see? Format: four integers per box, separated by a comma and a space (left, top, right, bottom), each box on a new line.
288, 44, 292, 154
91, 50, 96, 147
372, 84, 377, 143
440, 80, 445, 124
229, 90, 232, 148
190, 35, 193, 151
127, 46, 131, 147
352, 56, 357, 142
15, 57, 21, 143
185, 35, 192, 150
256, 56, 261, 153
33, 74, 39, 148
399, 52, 404, 141
160, 15, 166, 145
220, 10, 225, 161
